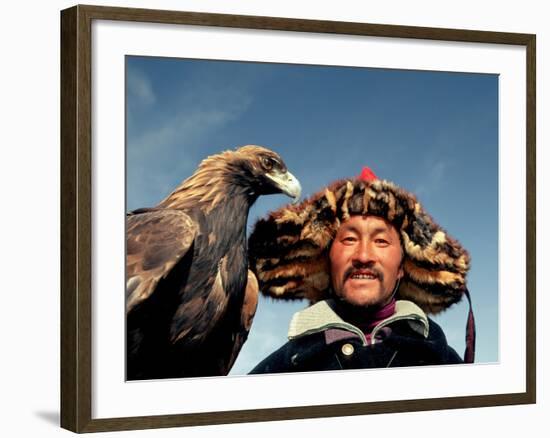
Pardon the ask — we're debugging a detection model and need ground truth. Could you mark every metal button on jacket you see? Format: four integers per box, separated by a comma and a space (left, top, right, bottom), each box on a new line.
341, 343, 354, 356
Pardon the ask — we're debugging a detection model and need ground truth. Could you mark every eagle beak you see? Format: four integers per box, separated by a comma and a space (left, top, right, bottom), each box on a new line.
267, 170, 302, 204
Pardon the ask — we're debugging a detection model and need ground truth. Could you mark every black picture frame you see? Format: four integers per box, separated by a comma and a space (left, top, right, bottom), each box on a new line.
60, 4, 536, 432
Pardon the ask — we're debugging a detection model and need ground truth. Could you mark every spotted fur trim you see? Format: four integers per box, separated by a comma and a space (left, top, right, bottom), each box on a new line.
248, 178, 470, 314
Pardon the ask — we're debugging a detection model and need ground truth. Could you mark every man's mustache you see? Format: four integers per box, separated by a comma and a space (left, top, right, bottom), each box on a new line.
344, 266, 384, 282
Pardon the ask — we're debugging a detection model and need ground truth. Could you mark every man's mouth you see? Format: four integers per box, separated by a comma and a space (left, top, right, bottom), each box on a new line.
346, 270, 379, 281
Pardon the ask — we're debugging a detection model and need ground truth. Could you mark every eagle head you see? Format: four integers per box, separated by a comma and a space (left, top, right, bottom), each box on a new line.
234, 145, 302, 203
157, 145, 302, 210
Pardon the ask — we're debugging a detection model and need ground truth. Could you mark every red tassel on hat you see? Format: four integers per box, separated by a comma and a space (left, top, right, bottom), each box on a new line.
359, 166, 378, 181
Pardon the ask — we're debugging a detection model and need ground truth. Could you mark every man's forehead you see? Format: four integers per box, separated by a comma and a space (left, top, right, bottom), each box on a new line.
339, 214, 397, 232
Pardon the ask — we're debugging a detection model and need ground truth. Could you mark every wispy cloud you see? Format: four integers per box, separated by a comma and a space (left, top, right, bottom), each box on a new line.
130, 99, 252, 161
126, 69, 254, 209
413, 160, 449, 200
127, 66, 156, 106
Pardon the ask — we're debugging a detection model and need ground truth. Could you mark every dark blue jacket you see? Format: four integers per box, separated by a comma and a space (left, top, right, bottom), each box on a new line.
250, 300, 462, 374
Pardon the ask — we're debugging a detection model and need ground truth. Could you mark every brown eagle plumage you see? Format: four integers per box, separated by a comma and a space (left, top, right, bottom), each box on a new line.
126, 145, 301, 380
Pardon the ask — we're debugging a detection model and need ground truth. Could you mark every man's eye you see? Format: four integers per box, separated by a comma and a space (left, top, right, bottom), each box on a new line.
342, 237, 356, 244
375, 238, 389, 245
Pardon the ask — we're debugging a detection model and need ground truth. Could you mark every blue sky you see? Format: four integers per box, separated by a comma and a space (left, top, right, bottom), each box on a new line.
126, 56, 499, 374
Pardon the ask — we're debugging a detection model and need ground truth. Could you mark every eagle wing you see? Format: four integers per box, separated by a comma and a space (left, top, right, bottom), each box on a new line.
224, 269, 259, 373
169, 255, 231, 345
126, 209, 198, 313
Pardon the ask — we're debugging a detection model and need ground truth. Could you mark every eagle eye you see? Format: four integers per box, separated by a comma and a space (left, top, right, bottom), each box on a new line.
261, 156, 277, 171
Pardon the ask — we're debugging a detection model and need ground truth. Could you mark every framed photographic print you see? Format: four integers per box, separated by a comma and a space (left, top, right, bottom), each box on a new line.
60, 4, 536, 432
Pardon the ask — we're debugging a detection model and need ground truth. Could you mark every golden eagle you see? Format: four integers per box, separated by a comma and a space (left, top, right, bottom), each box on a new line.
126, 145, 301, 380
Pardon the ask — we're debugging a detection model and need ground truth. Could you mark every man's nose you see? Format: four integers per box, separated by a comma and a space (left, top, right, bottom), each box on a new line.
352, 241, 375, 264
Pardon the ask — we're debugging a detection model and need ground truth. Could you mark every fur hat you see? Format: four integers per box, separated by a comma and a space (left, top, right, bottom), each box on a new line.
248, 169, 471, 315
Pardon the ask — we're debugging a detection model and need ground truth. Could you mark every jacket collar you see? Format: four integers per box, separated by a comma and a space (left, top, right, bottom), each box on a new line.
288, 299, 429, 346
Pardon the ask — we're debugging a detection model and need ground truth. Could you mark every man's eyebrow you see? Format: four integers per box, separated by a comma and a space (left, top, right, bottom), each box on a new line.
371, 226, 393, 235
339, 224, 394, 236
339, 224, 361, 233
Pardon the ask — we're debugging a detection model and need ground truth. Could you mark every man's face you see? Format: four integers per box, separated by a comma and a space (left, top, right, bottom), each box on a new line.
329, 215, 404, 308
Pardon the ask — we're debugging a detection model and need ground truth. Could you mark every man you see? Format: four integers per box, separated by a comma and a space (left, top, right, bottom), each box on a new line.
247, 167, 475, 373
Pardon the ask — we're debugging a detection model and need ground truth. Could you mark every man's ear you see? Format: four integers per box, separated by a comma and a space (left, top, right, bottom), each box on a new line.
397, 253, 405, 279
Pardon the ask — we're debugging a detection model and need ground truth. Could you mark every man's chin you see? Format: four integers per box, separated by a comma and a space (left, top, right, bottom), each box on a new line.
337, 287, 381, 308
